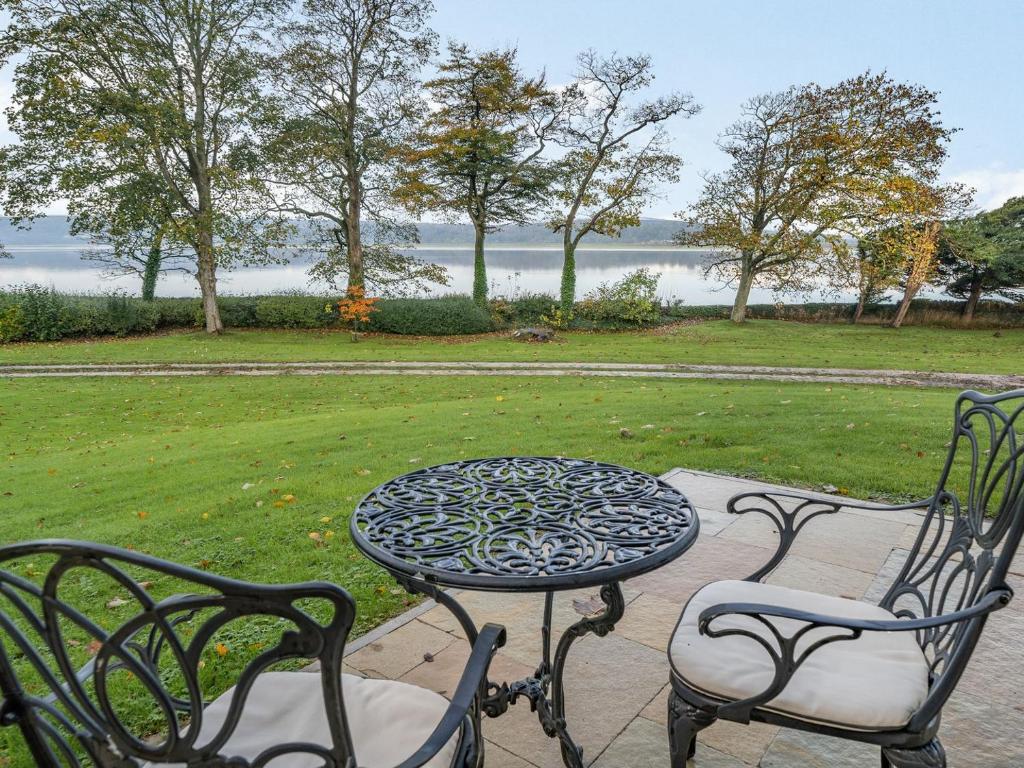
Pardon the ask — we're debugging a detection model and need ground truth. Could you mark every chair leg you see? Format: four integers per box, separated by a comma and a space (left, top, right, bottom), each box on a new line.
667, 689, 716, 767
881, 738, 946, 768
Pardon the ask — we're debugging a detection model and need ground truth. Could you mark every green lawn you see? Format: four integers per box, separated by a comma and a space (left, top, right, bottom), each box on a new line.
2, 320, 1022, 373
3, 373, 955, 602
1, 373, 954, 608
0, 372, 964, 760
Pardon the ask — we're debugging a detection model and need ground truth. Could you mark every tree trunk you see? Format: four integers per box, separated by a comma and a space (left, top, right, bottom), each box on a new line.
730, 262, 754, 323
892, 283, 919, 329
141, 228, 165, 301
345, 180, 364, 292
196, 237, 223, 333
852, 289, 868, 324
472, 222, 487, 307
961, 279, 983, 323
193, 167, 222, 332
559, 232, 576, 314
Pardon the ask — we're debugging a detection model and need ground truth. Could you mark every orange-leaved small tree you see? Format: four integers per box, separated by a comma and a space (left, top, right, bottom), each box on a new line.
337, 286, 379, 340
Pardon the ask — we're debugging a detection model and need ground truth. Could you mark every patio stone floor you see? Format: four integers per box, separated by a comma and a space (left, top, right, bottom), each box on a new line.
339, 468, 1024, 767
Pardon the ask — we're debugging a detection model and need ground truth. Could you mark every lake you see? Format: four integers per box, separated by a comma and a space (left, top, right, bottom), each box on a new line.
0, 245, 866, 305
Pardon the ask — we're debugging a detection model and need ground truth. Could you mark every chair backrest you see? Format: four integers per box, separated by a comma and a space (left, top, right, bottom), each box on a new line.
0, 540, 357, 767
879, 389, 1024, 726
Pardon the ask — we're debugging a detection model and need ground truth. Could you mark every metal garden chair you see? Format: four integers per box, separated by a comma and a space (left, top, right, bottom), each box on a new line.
0, 540, 506, 767
666, 389, 1024, 768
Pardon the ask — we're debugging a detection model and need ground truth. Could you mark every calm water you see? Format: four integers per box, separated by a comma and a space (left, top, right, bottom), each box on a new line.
0, 245, 863, 304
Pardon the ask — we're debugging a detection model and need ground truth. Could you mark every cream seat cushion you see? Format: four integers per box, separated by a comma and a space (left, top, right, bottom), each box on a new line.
669, 580, 931, 731
150, 671, 458, 767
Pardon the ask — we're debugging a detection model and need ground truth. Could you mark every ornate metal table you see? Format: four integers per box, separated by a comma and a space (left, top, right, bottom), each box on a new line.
350, 456, 699, 768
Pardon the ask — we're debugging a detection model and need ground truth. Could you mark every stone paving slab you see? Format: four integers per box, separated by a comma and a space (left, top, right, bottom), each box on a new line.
342, 467, 1024, 767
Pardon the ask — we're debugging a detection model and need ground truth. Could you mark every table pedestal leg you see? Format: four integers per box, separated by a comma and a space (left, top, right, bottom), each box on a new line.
395, 575, 627, 768
489, 582, 626, 768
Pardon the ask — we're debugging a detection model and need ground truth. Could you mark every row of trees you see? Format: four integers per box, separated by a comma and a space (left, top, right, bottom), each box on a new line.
0, 0, 699, 332
850, 197, 1024, 326
678, 74, 978, 324
0, 0, 1018, 331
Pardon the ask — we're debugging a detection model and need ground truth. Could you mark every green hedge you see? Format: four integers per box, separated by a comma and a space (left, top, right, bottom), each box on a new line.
2, 286, 1022, 344
0, 287, 497, 341
663, 300, 1024, 327
368, 297, 493, 335
0, 286, 164, 341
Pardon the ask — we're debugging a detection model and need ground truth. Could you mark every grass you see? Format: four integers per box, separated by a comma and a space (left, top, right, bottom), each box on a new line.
1, 320, 1022, 373
0, 372, 967, 761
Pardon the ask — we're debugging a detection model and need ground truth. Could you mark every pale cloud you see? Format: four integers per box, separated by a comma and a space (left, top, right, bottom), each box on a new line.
951, 167, 1024, 212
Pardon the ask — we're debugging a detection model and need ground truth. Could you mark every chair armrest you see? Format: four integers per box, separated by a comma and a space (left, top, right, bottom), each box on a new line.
699, 587, 1011, 635
393, 622, 507, 768
726, 490, 935, 582
694, 587, 1011, 723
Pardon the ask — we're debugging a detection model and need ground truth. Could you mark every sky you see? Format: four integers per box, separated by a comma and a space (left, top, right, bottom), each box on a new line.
1, 0, 1022, 217
429, 0, 1024, 215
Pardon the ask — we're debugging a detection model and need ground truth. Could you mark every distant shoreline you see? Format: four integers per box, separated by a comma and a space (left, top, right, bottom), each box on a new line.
405, 244, 693, 252
2, 243, 697, 253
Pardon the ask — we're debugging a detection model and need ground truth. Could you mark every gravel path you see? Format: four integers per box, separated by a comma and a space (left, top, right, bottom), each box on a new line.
2, 360, 1021, 389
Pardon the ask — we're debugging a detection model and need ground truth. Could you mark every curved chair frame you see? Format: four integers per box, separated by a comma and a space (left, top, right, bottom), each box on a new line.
0, 540, 506, 767
668, 389, 1024, 768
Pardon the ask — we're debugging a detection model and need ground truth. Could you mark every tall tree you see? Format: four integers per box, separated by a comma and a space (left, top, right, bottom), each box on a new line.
1, 0, 287, 332
0, 95, 192, 300
261, 0, 446, 295
397, 43, 561, 306
848, 233, 906, 323
548, 51, 699, 312
74, 175, 192, 300
889, 220, 944, 328
937, 197, 1024, 321
842, 179, 968, 326
677, 73, 958, 323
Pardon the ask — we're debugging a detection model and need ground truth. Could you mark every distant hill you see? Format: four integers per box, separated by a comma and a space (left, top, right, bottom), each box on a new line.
413, 218, 688, 245
0, 216, 688, 248
0, 217, 91, 246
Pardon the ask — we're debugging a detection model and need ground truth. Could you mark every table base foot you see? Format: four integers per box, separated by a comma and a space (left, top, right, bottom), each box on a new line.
483, 677, 584, 767
481, 583, 625, 768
